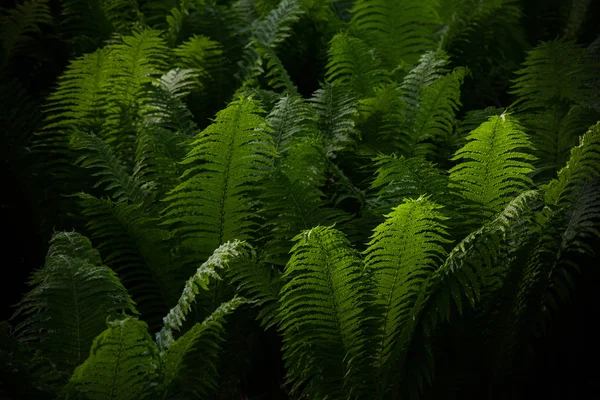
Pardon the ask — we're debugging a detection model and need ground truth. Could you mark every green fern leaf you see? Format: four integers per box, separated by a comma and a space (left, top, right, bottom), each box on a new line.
279, 226, 369, 399
64, 316, 160, 400
160, 297, 250, 398
350, 0, 441, 68
309, 83, 359, 156
156, 240, 252, 351
364, 197, 450, 394
162, 97, 276, 266
449, 114, 536, 225
267, 94, 319, 153
325, 32, 388, 98
0, 0, 52, 63
369, 155, 449, 214
13, 232, 136, 373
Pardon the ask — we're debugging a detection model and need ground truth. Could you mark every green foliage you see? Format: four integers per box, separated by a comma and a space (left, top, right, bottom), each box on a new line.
13, 232, 136, 372
64, 316, 160, 400
162, 97, 277, 269
449, 114, 536, 226
279, 226, 370, 399
364, 197, 450, 395
4, 1, 600, 399
350, 0, 441, 68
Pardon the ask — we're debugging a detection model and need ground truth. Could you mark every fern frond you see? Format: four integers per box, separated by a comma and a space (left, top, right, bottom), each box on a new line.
267, 94, 319, 153
156, 240, 252, 351
64, 316, 160, 400
369, 155, 449, 214
0, 0, 52, 63
12, 231, 136, 372
160, 297, 250, 398
364, 197, 450, 396
309, 83, 359, 156
161, 97, 277, 266
76, 193, 175, 330
449, 114, 536, 225
350, 0, 441, 68
325, 32, 388, 98
228, 258, 283, 329
279, 226, 369, 399
70, 131, 149, 204
453, 107, 504, 151
259, 42, 297, 93
511, 38, 595, 111
399, 50, 450, 111
237, 0, 304, 81
404, 67, 465, 158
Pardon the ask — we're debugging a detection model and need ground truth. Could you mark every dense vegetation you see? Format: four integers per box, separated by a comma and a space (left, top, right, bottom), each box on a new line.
1, 0, 599, 399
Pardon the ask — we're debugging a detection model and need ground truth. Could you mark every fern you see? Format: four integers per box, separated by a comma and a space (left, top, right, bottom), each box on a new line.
266, 94, 318, 153
76, 194, 176, 330
162, 97, 276, 268
403, 67, 465, 159
237, 0, 304, 81
364, 197, 450, 397
160, 297, 250, 399
350, 0, 441, 68
511, 38, 596, 112
0, 0, 52, 64
64, 316, 160, 400
369, 155, 450, 214
70, 131, 150, 204
12, 231, 136, 373
279, 226, 370, 399
449, 114, 536, 225
325, 32, 388, 99
310, 83, 359, 156
156, 240, 252, 350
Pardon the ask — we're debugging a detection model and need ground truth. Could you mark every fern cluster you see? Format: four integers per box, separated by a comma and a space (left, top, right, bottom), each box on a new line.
2, 0, 599, 399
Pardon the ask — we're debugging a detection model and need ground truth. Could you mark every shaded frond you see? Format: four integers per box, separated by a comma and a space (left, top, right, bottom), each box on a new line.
369, 155, 449, 214
76, 194, 175, 330
279, 226, 369, 399
0, 0, 52, 62
350, 0, 441, 68
64, 316, 160, 400
403, 67, 465, 158
325, 32, 388, 98
449, 114, 536, 225
13, 231, 136, 372
511, 38, 596, 111
237, 0, 304, 81
399, 50, 450, 111
266, 94, 319, 153
70, 131, 149, 204
309, 83, 359, 156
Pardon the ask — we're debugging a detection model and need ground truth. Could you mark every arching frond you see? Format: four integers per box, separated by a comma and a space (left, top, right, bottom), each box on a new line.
399, 50, 450, 111
325, 32, 388, 98
161, 97, 277, 268
237, 0, 304, 81
70, 131, 149, 204
350, 0, 441, 68
156, 240, 252, 350
449, 114, 536, 225
13, 232, 136, 373
364, 197, 450, 396
160, 297, 250, 399
279, 226, 370, 399
64, 317, 160, 400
